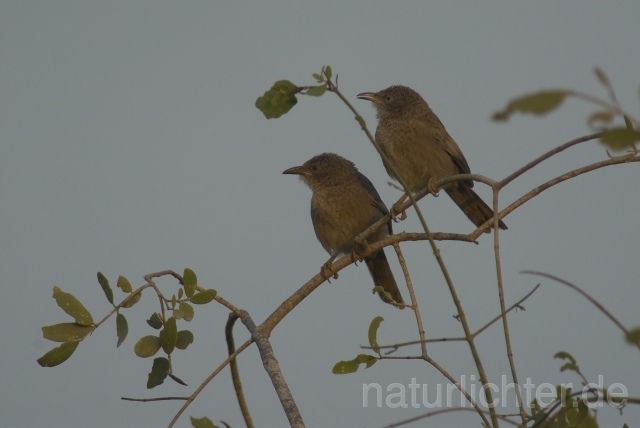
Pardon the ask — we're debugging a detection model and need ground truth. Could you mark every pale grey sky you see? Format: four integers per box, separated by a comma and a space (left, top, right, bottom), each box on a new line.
1, 2, 639, 427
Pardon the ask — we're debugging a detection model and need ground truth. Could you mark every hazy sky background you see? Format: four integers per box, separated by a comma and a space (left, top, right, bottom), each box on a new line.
1, 2, 639, 427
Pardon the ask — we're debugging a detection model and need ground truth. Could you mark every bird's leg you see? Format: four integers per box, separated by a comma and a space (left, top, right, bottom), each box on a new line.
427, 177, 441, 197
321, 253, 339, 282
390, 193, 409, 222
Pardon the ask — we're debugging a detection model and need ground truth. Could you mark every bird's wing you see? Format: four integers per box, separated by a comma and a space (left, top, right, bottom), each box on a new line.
357, 172, 390, 217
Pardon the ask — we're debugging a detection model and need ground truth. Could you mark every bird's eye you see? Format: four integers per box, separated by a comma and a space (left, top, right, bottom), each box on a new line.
385, 96, 392, 102
312, 165, 318, 171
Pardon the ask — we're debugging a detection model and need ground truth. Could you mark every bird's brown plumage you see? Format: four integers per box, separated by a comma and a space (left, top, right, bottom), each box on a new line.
283, 153, 404, 307
357, 85, 507, 232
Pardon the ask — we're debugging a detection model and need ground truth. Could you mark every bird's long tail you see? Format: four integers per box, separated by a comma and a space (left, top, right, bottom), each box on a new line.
365, 250, 405, 308
446, 184, 508, 232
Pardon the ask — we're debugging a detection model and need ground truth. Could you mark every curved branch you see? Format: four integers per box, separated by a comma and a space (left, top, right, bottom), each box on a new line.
225, 314, 255, 428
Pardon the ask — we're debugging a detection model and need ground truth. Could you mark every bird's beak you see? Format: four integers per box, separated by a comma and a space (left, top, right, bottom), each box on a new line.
282, 165, 310, 176
356, 92, 381, 104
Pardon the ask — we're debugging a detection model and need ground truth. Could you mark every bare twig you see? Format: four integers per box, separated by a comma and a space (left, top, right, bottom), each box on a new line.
168, 339, 253, 428
378, 407, 521, 428
121, 396, 188, 402
393, 243, 427, 358
522, 271, 640, 352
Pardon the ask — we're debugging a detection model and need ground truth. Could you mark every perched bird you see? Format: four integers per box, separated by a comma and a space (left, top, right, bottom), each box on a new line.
357, 85, 507, 232
283, 153, 404, 307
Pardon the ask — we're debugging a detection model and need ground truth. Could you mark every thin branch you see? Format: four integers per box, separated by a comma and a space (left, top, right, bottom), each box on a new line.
473, 284, 540, 338
492, 187, 527, 423
522, 271, 640, 352
393, 243, 427, 358
488, 156, 640, 235
167, 339, 253, 428
379, 407, 521, 428
121, 396, 188, 402
225, 313, 255, 428
364, 284, 540, 351
240, 311, 304, 428
499, 133, 601, 188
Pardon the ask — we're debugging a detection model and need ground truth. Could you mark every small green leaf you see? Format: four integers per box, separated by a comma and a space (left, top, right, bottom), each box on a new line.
312, 73, 323, 82
160, 317, 177, 355
587, 111, 613, 127
180, 302, 195, 322
42, 323, 93, 342
183, 268, 197, 298
147, 313, 163, 329
599, 128, 640, 151
332, 354, 377, 374
52, 286, 94, 326
168, 373, 187, 386
134, 335, 161, 358
190, 289, 217, 305
176, 330, 194, 350
255, 81, 298, 119
190, 416, 219, 428
147, 357, 169, 389
116, 313, 128, 347
97, 272, 114, 305
324, 65, 332, 80
372, 286, 394, 304
173, 308, 184, 320
121, 290, 142, 308
554, 351, 577, 365
37, 341, 80, 367
559, 362, 578, 373
117, 275, 132, 293
178, 288, 184, 300
368, 316, 384, 355
306, 84, 327, 97
492, 90, 566, 122
332, 359, 359, 374
171, 294, 177, 308
625, 327, 640, 345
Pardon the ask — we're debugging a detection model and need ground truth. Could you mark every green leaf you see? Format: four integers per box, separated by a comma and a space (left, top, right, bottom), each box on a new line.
121, 290, 142, 308
190, 289, 217, 305
42, 323, 93, 342
255, 80, 298, 119
97, 272, 114, 305
178, 288, 184, 300
134, 335, 162, 358
37, 341, 80, 367
147, 357, 169, 389
625, 327, 640, 345
171, 294, 177, 308
587, 111, 613, 127
173, 308, 184, 320
306, 84, 326, 97
183, 268, 197, 298
160, 317, 177, 355
179, 302, 195, 322
312, 73, 323, 82
116, 313, 128, 347
332, 354, 377, 374
368, 316, 384, 355
168, 373, 187, 386
190, 416, 219, 428
52, 286, 94, 326
492, 90, 567, 122
599, 128, 640, 151
176, 330, 195, 350
147, 313, 163, 330
332, 359, 359, 375
554, 351, 577, 365
324, 65, 332, 80
117, 275, 132, 293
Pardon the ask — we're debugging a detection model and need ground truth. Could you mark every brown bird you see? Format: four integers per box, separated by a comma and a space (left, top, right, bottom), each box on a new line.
283, 153, 404, 307
357, 85, 507, 232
